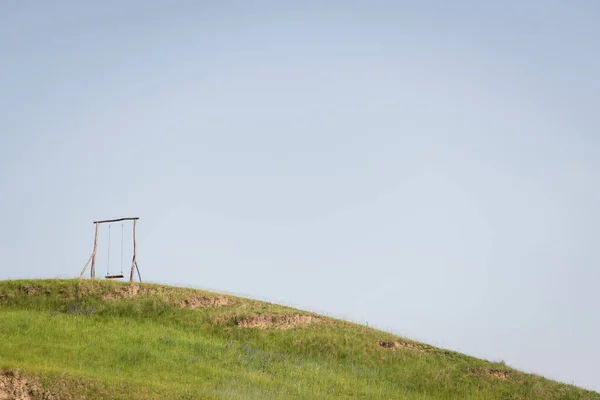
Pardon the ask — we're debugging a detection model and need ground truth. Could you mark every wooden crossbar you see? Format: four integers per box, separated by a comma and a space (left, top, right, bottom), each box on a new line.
93, 217, 139, 224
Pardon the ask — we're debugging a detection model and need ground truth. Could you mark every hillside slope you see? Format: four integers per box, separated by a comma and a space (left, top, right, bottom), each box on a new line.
0, 279, 597, 400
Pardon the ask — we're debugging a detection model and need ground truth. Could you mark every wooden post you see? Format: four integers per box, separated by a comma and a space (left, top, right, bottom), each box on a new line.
79, 253, 93, 278
135, 261, 142, 283
130, 219, 137, 283
90, 222, 99, 279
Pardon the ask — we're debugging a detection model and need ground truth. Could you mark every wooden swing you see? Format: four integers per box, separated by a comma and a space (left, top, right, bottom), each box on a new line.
79, 217, 141, 283
105, 223, 125, 279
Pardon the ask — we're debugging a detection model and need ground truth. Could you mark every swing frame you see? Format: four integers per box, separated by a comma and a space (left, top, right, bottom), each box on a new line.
79, 217, 142, 283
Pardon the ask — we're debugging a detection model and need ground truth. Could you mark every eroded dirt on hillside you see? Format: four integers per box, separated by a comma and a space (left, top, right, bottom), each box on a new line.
235, 314, 320, 330
18, 284, 51, 297
101, 284, 157, 300
24, 286, 38, 296
179, 296, 232, 309
101, 285, 234, 309
468, 368, 512, 381
0, 370, 63, 400
378, 340, 430, 353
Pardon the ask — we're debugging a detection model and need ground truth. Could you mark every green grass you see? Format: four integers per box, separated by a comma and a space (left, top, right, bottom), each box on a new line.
0, 279, 597, 399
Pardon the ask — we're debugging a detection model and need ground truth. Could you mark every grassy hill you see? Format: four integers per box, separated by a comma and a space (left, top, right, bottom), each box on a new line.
0, 279, 597, 400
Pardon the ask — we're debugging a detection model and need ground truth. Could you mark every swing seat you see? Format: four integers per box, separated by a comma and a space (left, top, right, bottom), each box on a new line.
105, 274, 124, 279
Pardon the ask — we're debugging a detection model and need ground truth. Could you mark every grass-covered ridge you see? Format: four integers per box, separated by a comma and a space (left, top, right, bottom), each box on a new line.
0, 279, 597, 400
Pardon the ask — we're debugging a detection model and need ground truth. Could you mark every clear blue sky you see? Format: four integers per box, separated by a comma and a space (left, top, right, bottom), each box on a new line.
1, 0, 599, 391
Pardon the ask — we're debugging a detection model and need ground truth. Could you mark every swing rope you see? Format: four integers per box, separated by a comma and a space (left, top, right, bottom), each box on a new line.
105, 222, 125, 279
120, 223, 124, 275
107, 224, 112, 274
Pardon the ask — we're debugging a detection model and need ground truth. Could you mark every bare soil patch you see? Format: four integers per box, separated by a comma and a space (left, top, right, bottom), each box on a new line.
0, 370, 61, 400
102, 286, 233, 309
101, 285, 156, 300
18, 284, 50, 297
235, 314, 319, 330
378, 340, 428, 353
179, 296, 232, 309
25, 286, 38, 296
468, 368, 511, 381
74, 281, 103, 296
